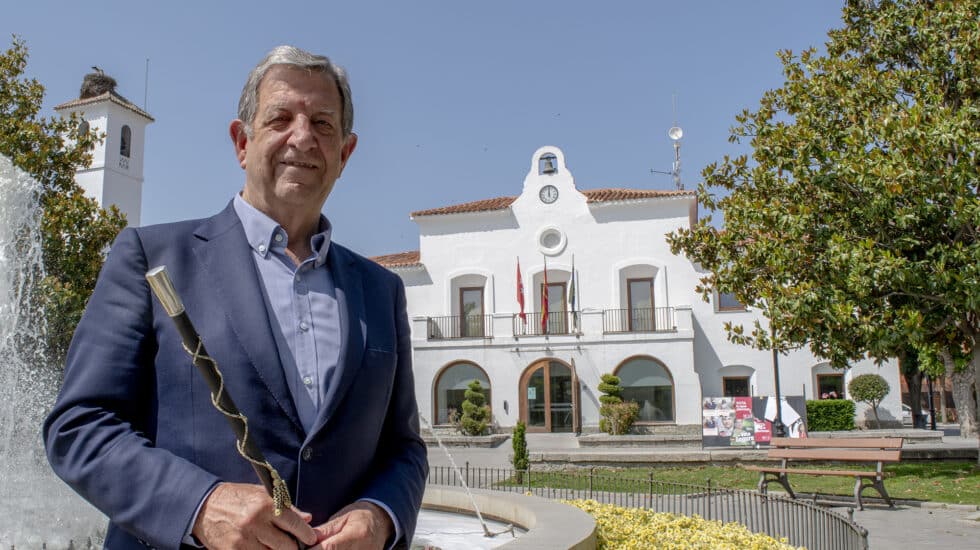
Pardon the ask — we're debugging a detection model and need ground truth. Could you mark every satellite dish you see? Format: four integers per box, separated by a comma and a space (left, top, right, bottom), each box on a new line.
668, 126, 684, 141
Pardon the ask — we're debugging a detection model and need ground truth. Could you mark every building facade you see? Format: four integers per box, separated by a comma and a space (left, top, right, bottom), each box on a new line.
55, 75, 152, 227
374, 146, 902, 433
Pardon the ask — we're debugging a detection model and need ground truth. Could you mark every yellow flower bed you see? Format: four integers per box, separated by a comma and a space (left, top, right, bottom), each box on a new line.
565, 499, 803, 550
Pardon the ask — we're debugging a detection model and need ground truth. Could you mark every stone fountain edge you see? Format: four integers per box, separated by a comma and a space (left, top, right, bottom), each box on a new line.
421, 486, 597, 550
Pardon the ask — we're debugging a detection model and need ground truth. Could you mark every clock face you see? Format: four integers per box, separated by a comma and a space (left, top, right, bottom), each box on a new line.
539, 185, 559, 204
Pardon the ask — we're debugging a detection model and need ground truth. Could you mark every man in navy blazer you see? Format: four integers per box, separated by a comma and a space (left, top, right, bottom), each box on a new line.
44, 46, 427, 549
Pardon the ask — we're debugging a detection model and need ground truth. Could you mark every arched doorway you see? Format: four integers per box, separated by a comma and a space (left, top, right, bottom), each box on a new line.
520, 360, 577, 433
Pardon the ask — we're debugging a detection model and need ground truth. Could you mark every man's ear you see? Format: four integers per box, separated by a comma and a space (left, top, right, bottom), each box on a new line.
230, 120, 248, 168
337, 132, 358, 176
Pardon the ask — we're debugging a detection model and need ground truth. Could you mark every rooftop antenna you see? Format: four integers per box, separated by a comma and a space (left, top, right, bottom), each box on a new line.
651, 94, 684, 190
143, 58, 150, 110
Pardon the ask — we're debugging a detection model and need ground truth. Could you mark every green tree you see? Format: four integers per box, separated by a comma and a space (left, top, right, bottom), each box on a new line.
0, 37, 126, 366
848, 373, 891, 429
460, 380, 491, 436
668, 0, 980, 453
511, 420, 529, 483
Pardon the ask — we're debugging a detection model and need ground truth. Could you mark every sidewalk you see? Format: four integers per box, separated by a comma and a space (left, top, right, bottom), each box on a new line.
426, 431, 979, 549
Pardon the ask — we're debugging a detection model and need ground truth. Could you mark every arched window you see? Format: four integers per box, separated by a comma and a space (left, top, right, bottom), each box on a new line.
615, 357, 674, 422
434, 362, 491, 425
120, 125, 132, 158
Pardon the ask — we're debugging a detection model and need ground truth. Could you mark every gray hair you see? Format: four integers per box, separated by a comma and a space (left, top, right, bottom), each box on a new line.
238, 45, 354, 136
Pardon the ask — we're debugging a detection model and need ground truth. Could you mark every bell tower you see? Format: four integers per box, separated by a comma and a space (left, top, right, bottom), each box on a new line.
54, 69, 153, 227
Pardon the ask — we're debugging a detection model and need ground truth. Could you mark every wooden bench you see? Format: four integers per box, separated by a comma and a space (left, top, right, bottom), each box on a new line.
744, 437, 903, 510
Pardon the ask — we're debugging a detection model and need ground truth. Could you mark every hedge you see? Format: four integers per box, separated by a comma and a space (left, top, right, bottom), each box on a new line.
805, 399, 855, 431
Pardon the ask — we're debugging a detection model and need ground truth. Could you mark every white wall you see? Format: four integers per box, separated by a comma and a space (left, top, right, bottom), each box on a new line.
399, 146, 902, 430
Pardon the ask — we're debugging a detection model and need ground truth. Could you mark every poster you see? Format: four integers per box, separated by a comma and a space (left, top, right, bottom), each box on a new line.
701, 396, 806, 447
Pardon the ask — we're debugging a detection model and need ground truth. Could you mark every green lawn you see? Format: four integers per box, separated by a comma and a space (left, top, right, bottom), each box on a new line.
507, 462, 980, 506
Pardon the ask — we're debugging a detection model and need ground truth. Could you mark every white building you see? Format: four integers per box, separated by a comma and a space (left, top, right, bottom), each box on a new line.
55, 74, 152, 227
374, 146, 902, 433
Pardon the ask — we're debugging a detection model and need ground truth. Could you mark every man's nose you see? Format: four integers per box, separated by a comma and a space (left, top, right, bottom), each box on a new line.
287, 116, 316, 150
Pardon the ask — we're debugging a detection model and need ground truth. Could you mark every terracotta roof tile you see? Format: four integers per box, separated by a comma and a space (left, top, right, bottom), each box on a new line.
410, 188, 694, 218
581, 188, 695, 202
411, 196, 517, 217
371, 250, 421, 268
54, 91, 155, 122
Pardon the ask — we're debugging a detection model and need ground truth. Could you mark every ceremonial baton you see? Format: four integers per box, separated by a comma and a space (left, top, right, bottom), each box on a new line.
145, 265, 293, 516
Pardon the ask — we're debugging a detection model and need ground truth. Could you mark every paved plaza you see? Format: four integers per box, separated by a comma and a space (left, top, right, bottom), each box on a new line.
426, 431, 980, 549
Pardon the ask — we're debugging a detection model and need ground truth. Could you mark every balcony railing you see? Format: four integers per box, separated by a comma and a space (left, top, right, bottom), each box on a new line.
512, 310, 579, 337
426, 314, 493, 340
603, 307, 676, 333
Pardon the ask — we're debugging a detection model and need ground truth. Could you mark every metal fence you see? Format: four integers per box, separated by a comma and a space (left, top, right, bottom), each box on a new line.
427, 464, 869, 550
512, 310, 579, 336
602, 306, 676, 333
426, 314, 494, 339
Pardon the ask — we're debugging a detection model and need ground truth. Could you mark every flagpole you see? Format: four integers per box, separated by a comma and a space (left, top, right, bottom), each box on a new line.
541, 255, 549, 335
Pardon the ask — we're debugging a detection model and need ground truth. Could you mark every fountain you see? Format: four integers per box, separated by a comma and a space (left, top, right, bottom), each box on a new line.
0, 155, 107, 548
417, 416, 516, 540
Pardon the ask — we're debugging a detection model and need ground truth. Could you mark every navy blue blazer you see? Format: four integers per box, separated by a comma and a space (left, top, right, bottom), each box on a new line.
44, 202, 427, 549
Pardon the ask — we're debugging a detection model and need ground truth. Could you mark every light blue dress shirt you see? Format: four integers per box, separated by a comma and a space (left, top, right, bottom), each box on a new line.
233, 195, 402, 546
183, 195, 401, 547
234, 194, 341, 433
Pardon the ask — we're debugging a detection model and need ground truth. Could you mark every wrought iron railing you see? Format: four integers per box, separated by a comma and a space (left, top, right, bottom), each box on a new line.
427, 464, 869, 550
426, 315, 494, 340
512, 310, 579, 336
603, 306, 676, 333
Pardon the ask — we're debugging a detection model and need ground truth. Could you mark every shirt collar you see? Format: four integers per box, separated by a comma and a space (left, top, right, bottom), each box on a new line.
233, 194, 332, 266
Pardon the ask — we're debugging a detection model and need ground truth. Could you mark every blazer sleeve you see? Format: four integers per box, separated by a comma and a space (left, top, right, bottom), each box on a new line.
43, 227, 220, 549
356, 275, 428, 545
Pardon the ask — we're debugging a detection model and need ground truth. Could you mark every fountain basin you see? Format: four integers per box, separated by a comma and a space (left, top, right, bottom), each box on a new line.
421, 487, 597, 550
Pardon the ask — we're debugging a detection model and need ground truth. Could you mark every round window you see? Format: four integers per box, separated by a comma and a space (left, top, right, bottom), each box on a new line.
537, 226, 567, 255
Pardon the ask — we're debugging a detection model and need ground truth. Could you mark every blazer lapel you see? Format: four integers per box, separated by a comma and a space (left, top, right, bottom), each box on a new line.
192, 204, 304, 434
308, 245, 365, 438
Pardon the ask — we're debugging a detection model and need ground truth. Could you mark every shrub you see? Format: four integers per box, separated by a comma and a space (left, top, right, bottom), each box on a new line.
512, 421, 529, 483
599, 401, 640, 435
806, 399, 855, 431
566, 499, 799, 549
460, 380, 491, 435
598, 374, 623, 405
598, 373, 630, 434
848, 373, 890, 429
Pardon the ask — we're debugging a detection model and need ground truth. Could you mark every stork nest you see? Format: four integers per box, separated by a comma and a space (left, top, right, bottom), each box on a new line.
80, 73, 118, 99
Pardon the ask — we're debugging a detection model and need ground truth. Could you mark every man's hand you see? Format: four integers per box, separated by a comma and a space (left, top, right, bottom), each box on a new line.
192, 482, 318, 549
312, 501, 394, 550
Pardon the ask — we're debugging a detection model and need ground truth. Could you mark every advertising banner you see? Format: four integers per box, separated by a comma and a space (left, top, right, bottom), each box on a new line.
701, 396, 807, 447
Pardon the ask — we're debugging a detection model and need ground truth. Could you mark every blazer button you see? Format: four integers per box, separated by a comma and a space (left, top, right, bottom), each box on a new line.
302, 447, 313, 461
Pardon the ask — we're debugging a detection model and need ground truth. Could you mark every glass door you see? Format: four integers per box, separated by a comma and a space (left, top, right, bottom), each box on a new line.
459, 287, 484, 337
522, 361, 575, 432
628, 278, 654, 331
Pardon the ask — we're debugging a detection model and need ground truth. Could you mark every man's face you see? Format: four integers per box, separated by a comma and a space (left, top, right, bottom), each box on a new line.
232, 65, 357, 219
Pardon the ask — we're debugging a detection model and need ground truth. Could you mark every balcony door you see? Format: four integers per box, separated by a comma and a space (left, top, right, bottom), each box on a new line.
627, 278, 654, 331
521, 360, 576, 433
459, 287, 484, 338
541, 282, 567, 334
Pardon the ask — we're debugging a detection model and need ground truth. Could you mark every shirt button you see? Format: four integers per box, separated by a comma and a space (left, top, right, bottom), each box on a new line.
302, 447, 313, 461
295, 274, 302, 282
299, 321, 309, 331
257, 244, 266, 253
274, 233, 284, 243
303, 376, 313, 387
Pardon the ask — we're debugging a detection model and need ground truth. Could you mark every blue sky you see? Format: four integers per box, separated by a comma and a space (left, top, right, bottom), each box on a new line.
5, 1, 844, 257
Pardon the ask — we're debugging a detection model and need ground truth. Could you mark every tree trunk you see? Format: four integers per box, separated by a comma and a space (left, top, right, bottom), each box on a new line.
943, 349, 978, 439
901, 359, 926, 428
938, 374, 947, 423
973, 344, 980, 465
